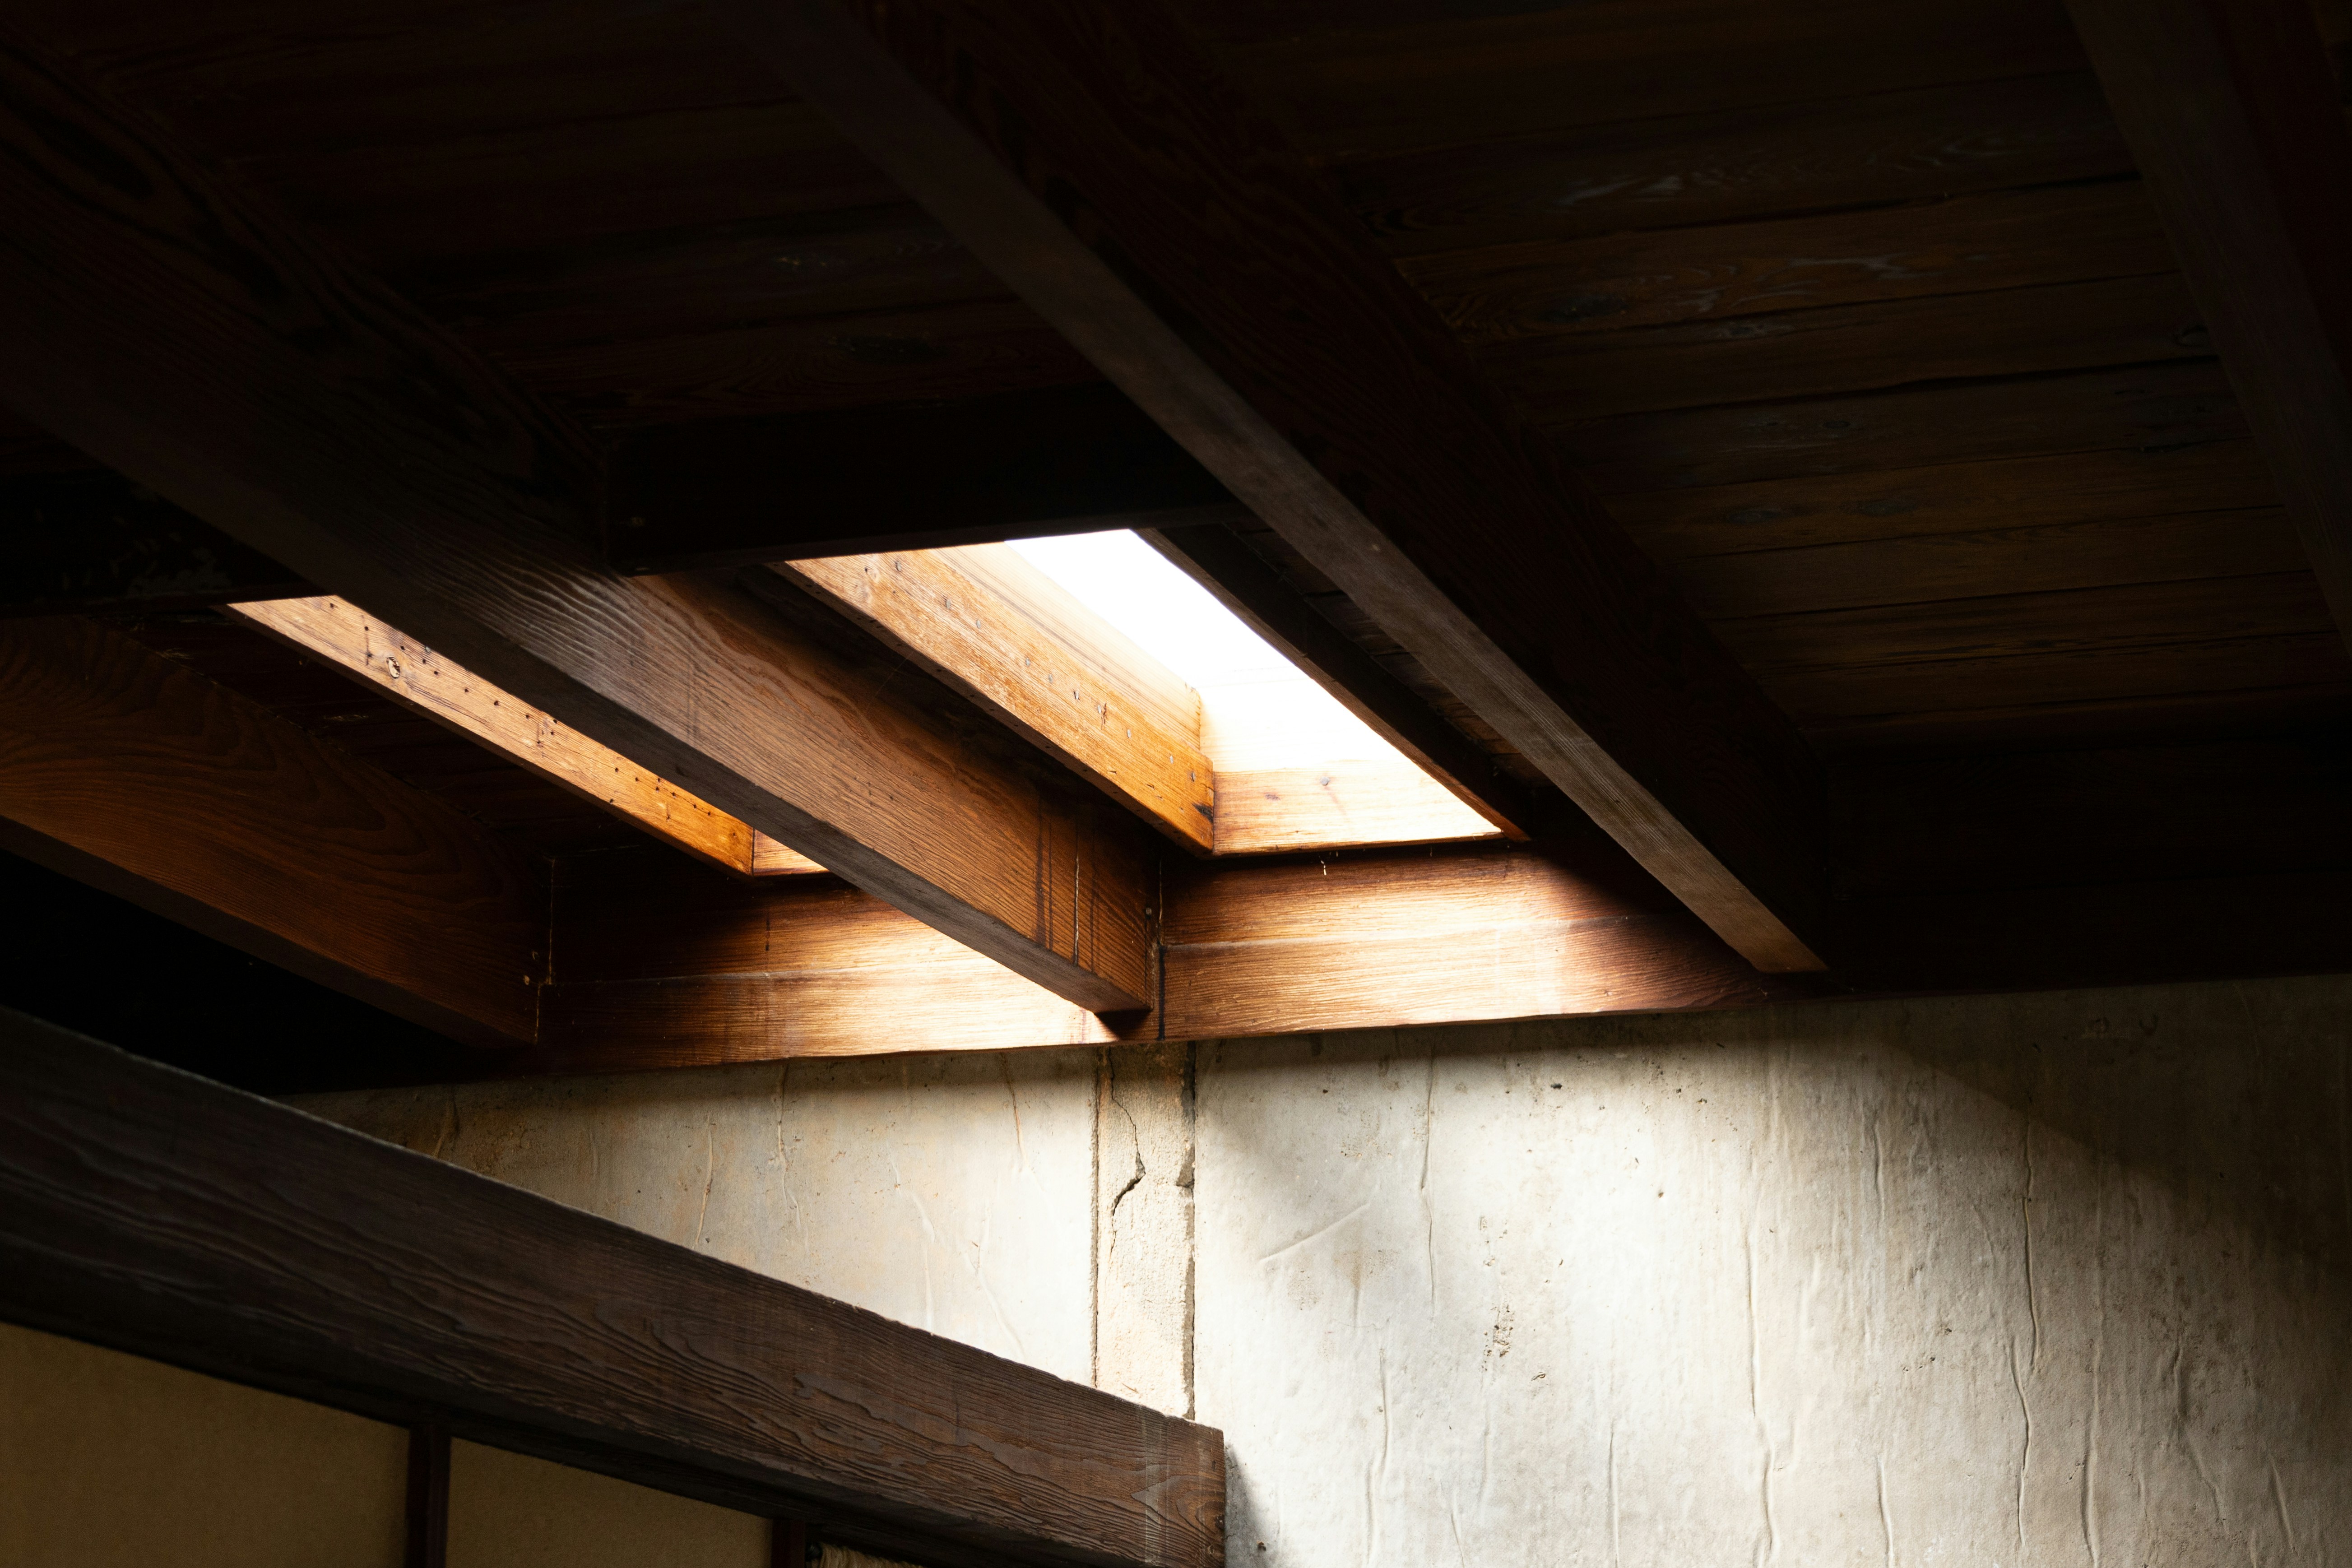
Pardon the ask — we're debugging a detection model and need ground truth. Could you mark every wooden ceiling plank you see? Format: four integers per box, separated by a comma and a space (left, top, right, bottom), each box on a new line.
227, 596, 822, 877
0, 29, 1151, 1012
0, 617, 546, 1047
1610, 440, 2278, 560
1663, 507, 2310, 622
709, 0, 1831, 971
1401, 180, 2171, 349
1561, 361, 2248, 496
1335, 73, 2133, 258
1489, 272, 2207, 424
2063, 0, 2352, 653
0, 1011, 1225, 1568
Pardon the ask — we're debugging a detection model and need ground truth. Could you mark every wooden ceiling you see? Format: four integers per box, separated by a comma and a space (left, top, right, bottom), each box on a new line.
2, 0, 2348, 1084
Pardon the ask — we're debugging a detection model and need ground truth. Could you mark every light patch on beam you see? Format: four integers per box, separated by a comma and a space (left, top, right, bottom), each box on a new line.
226, 597, 822, 878
1007, 531, 1498, 855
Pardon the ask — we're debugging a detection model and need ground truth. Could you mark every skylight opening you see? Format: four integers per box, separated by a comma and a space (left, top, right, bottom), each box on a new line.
1005, 530, 1498, 854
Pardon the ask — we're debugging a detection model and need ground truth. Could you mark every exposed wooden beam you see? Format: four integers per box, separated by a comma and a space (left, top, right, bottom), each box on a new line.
609, 382, 1235, 573
2063, 0, 2352, 650
0, 30, 1152, 1012
0, 1010, 1225, 1568
0, 469, 307, 617
227, 596, 823, 877
781, 547, 1217, 850
1141, 522, 1541, 838
523, 832, 1805, 1074
534, 851, 1130, 1072
0, 617, 546, 1047
708, 0, 1831, 971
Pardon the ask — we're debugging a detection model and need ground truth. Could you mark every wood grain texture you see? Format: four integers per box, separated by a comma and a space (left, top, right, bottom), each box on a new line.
1559, 361, 2248, 495
1335, 72, 2133, 256
2064, 0, 2352, 651
0, 29, 1150, 1011
1486, 272, 2207, 422
1717, 573, 2337, 673
1665, 509, 2309, 620
1142, 522, 1539, 836
782, 548, 1217, 849
227, 596, 821, 877
0, 469, 309, 616
0, 1010, 1225, 1568
1402, 181, 2170, 347
533, 837, 1814, 1067
1156, 841, 1824, 1039
713, 0, 1833, 971
0, 617, 545, 1045
1206, 764, 1504, 857
609, 383, 1233, 573
1608, 441, 2278, 559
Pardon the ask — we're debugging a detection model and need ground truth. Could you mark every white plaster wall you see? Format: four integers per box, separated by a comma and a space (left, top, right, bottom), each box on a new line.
302, 1049, 1099, 1384
1197, 978, 2352, 1568
300, 976, 2352, 1567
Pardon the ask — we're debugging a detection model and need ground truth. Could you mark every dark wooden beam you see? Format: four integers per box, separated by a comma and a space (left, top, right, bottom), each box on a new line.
2064, 0, 2352, 649
610, 383, 1234, 572
1141, 521, 1543, 838
0, 1009, 1225, 1568
707, 0, 1831, 971
0, 470, 307, 617
0, 29, 1152, 1011
521, 832, 1809, 1075
0, 617, 547, 1047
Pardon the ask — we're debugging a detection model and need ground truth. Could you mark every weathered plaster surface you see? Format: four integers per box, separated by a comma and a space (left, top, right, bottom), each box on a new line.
1197, 977, 2352, 1567
301, 975, 2352, 1567
302, 1049, 1098, 1383
1096, 1041, 1197, 1417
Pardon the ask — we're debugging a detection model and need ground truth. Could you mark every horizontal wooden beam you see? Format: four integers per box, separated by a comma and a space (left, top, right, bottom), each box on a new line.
0, 469, 307, 617
608, 383, 1236, 573
712, 0, 1831, 971
2064, 0, 2352, 651
227, 596, 823, 877
0, 1009, 1225, 1568
0, 617, 546, 1046
517, 832, 1805, 1073
0, 29, 1152, 1012
1141, 522, 1541, 838
782, 547, 1217, 850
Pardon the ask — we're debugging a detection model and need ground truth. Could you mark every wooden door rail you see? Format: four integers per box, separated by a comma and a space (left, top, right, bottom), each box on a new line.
0, 1008, 1224, 1568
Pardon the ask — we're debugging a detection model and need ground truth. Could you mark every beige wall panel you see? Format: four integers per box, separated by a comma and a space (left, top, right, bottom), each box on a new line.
302, 1049, 1099, 1382
0, 1320, 406, 1568
1196, 975, 2352, 1568
448, 1440, 764, 1568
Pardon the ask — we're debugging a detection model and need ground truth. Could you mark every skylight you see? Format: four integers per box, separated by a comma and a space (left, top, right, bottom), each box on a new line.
1007, 530, 1496, 846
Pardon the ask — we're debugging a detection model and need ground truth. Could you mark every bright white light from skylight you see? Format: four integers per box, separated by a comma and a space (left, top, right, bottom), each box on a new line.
1004, 530, 1291, 690
1006, 529, 1498, 848
1008, 530, 1421, 773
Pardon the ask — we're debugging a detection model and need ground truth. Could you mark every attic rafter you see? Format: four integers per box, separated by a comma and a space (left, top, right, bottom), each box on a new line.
0, 29, 1154, 1012
2064, 0, 2352, 650
710, 0, 1832, 971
